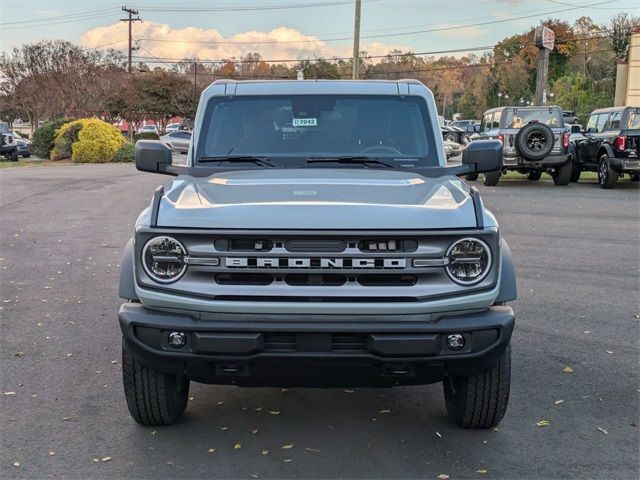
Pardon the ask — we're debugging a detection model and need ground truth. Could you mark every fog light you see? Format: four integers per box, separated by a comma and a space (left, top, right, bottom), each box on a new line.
168, 331, 187, 349
446, 333, 465, 351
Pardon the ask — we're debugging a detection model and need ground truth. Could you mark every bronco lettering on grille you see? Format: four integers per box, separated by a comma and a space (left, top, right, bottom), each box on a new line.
225, 257, 407, 269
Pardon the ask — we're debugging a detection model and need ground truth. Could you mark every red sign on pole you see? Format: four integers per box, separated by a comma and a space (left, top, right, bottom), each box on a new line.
535, 26, 555, 50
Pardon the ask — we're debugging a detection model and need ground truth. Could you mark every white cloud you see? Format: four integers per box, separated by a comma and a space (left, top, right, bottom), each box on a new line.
80, 22, 413, 64
436, 24, 490, 40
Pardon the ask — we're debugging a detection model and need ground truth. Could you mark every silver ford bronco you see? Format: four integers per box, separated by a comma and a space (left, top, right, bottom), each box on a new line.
119, 79, 516, 428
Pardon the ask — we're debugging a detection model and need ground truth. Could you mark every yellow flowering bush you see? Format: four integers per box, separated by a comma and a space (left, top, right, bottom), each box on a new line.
51, 118, 125, 163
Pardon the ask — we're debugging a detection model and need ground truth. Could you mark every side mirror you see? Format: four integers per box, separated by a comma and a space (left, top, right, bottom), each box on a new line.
135, 140, 172, 174
462, 139, 503, 173
466, 125, 476, 133
570, 125, 581, 134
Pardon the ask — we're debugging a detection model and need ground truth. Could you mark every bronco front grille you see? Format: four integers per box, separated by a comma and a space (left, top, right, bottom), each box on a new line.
136, 230, 499, 302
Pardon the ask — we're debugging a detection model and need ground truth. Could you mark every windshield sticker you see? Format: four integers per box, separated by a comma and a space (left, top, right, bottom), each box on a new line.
292, 118, 317, 127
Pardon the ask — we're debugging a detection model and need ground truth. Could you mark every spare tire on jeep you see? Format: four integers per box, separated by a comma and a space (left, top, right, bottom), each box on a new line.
515, 122, 555, 161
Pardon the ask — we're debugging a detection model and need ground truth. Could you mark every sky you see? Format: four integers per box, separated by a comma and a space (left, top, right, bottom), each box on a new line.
0, 0, 637, 65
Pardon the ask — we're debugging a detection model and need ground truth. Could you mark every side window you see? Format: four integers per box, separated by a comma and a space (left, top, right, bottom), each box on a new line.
492, 111, 502, 129
480, 113, 492, 132
586, 114, 598, 133
604, 111, 621, 130
595, 113, 609, 133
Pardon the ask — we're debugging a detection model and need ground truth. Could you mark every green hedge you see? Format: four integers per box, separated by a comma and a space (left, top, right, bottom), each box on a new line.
31, 118, 73, 158
113, 142, 135, 162
134, 132, 159, 142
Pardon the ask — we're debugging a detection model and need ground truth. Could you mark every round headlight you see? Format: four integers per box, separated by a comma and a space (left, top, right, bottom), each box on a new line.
445, 238, 492, 285
142, 236, 187, 283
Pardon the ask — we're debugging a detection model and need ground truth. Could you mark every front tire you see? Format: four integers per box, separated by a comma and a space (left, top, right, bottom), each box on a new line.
597, 155, 618, 189
10, 150, 19, 161
122, 338, 190, 426
443, 344, 511, 429
483, 171, 500, 186
465, 172, 479, 182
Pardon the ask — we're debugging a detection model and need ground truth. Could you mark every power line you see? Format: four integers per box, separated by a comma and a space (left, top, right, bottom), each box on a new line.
0, 8, 114, 27
2, 12, 118, 31
127, 32, 622, 65
134, 0, 625, 46
134, 0, 381, 12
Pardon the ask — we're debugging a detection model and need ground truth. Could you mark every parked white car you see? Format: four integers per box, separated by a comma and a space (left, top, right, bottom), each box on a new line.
139, 125, 159, 135
165, 123, 181, 133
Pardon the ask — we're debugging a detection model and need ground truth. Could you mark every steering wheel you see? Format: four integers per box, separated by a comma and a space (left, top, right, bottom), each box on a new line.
360, 144, 402, 155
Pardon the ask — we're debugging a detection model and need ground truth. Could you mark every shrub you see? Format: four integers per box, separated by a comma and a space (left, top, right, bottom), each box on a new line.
113, 142, 135, 162
31, 118, 73, 158
70, 119, 125, 163
134, 132, 159, 142
51, 120, 83, 160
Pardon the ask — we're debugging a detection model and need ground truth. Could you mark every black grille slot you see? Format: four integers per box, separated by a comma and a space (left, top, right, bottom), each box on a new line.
263, 333, 367, 353
285, 239, 346, 252
358, 274, 417, 287
215, 239, 273, 251
215, 273, 273, 285
285, 274, 346, 286
358, 239, 417, 252
264, 333, 296, 352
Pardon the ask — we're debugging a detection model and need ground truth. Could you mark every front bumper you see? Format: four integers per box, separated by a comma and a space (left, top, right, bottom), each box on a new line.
119, 302, 515, 387
503, 153, 570, 168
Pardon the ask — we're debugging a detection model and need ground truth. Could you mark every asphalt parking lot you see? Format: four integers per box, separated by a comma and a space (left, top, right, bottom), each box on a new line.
1, 164, 638, 479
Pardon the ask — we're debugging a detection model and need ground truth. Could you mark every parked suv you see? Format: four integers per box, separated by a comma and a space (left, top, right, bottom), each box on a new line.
467, 106, 572, 186
571, 106, 640, 189
0, 122, 19, 161
119, 79, 516, 429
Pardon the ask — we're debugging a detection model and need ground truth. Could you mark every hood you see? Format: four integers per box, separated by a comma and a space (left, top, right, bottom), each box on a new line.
156, 168, 478, 230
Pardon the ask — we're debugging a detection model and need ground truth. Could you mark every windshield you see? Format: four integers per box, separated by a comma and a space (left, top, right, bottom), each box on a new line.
504, 109, 563, 128
196, 94, 437, 167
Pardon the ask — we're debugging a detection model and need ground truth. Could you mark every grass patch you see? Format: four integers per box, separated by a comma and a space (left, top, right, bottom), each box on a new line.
0, 159, 75, 169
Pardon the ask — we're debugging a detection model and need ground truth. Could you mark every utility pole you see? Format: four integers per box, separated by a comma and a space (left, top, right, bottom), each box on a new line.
352, 0, 361, 79
121, 6, 142, 74
534, 25, 554, 105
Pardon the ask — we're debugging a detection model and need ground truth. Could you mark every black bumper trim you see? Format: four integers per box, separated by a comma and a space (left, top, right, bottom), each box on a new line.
119, 303, 514, 385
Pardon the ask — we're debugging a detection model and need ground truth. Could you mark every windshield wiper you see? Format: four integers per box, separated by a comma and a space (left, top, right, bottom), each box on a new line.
199, 155, 275, 167
306, 156, 396, 168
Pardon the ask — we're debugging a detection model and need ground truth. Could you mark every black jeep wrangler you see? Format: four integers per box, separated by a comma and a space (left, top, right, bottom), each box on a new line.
466, 106, 571, 186
570, 106, 640, 189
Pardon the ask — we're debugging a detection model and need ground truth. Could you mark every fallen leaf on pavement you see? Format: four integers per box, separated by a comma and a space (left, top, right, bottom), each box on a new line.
14, 352, 24, 357
343, 389, 354, 394
555, 400, 564, 405
101, 456, 111, 462
597, 427, 608, 435
437, 475, 449, 480
379, 409, 391, 414
476, 469, 488, 474
269, 411, 281, 415
305, 447, 321, 452
48, 452, 55, 456
4, 391, 16, 396
254, 407, 263, 412
536, 420, 550, 427
563, 366, 574, 373
234, 443, 242, 450
13, 462, 20, 467
261, 450, 269, 455
250, 429, 258, 434
150, 431, 157, 435
208, 448, 215, 453
284, 459, 292, 463
435, 432, 442, 438
282, 444, 294, 450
